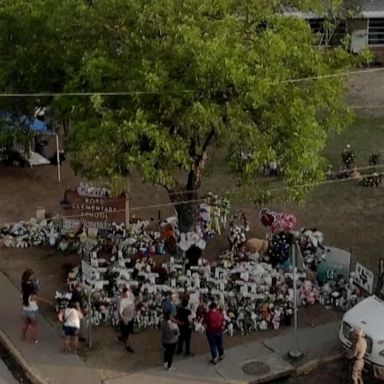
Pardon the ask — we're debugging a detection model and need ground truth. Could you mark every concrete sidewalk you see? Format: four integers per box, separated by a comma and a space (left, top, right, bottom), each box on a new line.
104, 322, 342, 384
0, 272, 101, 384
104, 343, 294, 384
0, 270, 342, 384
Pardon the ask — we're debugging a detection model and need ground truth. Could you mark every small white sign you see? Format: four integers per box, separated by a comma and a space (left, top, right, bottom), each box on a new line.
353, 262, 374, 293
81, 260, 94, 286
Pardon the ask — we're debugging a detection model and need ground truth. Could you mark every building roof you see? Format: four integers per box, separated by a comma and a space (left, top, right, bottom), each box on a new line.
358, 0, 384, 12
283, 0, 384, 19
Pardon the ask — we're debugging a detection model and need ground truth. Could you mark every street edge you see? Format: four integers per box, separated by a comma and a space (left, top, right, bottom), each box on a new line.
0, 327, 51, 384
249, 367, 296, 384
295, 352, 344, 376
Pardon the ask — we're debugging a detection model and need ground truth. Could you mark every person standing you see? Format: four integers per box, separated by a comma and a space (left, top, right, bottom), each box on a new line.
162, 291, 178, 321
161, 312, 179, 370
176, 298, 193, 357
21, 269, 51, 344
58, 301, 84, 354
70, 282, 86, 342
203, 302, 225, 365
117, 287, 135, 353
196, 298, 208, 321
347, 328, 367, 384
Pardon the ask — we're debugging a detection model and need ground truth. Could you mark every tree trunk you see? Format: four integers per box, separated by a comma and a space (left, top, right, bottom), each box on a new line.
62, 119, 71, 137
168, 128, 215, 233
169, 190, 198, 233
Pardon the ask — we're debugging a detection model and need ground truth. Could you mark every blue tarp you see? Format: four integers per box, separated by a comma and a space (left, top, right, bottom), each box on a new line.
30, 118, 49, 133
0, 112, 51, 134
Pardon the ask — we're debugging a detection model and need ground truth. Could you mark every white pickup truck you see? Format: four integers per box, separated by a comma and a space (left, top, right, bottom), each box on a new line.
339, 266, 384, 381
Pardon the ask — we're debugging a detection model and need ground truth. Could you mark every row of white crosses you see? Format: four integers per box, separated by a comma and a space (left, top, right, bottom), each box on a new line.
85, 250, 110, 290
112, 253, 295, 302
81, 244, 311, 332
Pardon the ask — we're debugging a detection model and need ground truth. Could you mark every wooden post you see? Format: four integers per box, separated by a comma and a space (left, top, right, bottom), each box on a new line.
125, 196, 130, 227
56, 134, 61, 183
87, 288, 92, 349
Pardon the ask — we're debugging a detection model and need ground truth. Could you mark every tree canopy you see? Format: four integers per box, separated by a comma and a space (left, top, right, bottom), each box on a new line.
0, 0, 368, 230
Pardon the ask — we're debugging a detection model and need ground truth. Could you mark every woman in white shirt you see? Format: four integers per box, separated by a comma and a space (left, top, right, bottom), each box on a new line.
58, 301, 84, 354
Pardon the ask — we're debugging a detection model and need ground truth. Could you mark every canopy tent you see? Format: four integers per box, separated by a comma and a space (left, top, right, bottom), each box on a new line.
30, 118, 48, 132
0, 112, 62, 182
29, 117, 62, 182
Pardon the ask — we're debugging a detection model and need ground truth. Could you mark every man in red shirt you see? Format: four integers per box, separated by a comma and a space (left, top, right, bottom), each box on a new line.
203, 302, 225, 364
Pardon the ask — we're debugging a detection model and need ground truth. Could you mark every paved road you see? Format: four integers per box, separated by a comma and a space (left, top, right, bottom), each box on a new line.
274, 360, 383, 384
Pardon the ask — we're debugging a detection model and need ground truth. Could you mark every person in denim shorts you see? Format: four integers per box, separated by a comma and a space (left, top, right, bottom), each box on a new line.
21, 269, 40, 343
58, 301, 84, 354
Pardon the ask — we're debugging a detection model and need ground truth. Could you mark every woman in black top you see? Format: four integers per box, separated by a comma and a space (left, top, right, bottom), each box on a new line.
176, 298, 193, 357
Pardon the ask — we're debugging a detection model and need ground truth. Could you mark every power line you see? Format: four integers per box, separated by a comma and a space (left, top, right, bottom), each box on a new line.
0, 68, 383, 97
57, 168, 382, 220
266, 171, 377, 194
0, 90, 193, 97
59, 197, 208, 220
276, 67, 384, 84
130, 170, 384, 210
350, 105, 383, 109
165, 163, 384, 197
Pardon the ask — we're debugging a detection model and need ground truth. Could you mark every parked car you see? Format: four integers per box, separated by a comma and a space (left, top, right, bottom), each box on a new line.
339, 259, 384, 381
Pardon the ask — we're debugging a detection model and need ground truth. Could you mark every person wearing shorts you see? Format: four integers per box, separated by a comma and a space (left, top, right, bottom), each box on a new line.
59, 301, 83, 354
21, 269, 40, 344
117, 287, 135, 353
70, 282, 86, 342
22, 307, 39, 342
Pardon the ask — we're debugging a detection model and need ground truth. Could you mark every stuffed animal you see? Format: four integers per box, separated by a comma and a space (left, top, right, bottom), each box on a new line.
245, 238, 269, 255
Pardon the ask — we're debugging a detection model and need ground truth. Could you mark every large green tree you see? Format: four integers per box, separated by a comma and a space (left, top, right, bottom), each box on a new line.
0, 0, 367, 231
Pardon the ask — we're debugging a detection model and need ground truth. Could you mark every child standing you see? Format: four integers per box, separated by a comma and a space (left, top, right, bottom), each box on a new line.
58, 301, 84, 354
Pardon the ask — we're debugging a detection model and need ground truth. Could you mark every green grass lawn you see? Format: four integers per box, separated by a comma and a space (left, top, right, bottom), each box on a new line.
196, 116, 384, 271
324, 116, 384, 168
122, 115, 384, 270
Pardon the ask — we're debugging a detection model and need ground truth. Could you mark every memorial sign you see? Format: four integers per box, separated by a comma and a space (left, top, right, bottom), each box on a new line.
353, 262, 374, 294
317, 246, 352, 284
62, 189, 127, 229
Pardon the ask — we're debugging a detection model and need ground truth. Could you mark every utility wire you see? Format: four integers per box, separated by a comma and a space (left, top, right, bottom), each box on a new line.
0, 68, 383, 97
350, 105, 383, 109
0, 90, 193, 97
276, 67, 384, 84
165, 163, 384, 197
57, 168, 383, 219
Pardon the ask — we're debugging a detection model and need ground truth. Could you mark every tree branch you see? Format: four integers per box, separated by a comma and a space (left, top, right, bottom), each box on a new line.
187, 127, 216, 191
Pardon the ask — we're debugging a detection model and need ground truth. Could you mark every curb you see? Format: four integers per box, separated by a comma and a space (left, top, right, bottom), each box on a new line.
0, 327, 50, 384
249, 368, 295, 384
295, 352, 344, 376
